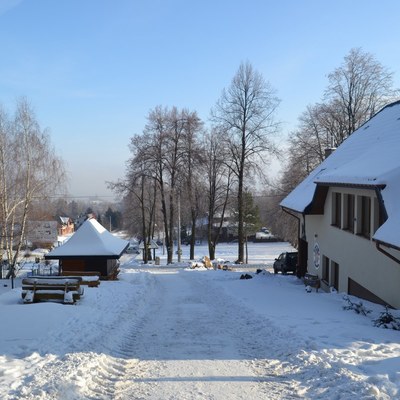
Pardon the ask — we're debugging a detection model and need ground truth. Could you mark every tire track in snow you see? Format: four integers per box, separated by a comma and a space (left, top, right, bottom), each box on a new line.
82, 272, 161, 400
183, 271, 304, 399
5, 272, 158, 400
82, 269, 395, 400
114, 269, 299, 400
5, 268, 385, 399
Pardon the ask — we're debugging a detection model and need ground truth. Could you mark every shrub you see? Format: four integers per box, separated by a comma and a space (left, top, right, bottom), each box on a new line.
373, 306, 400, 330
342, 295, 371, 316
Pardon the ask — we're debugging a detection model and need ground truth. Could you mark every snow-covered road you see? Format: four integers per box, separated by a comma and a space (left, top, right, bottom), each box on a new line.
108, 269, 289, 399
4, 269, 291, 399
1, 251, 400, 399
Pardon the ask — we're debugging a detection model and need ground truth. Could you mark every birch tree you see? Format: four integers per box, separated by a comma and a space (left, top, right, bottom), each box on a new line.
0, 99, 66, 281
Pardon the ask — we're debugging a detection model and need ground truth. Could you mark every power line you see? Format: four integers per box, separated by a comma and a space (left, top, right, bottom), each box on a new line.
33, 194, 118, 200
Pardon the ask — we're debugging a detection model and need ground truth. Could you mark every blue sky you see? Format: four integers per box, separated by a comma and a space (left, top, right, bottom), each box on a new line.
1, 0, 400, 199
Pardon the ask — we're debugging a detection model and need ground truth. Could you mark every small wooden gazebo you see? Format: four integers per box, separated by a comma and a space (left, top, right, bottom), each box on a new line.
45, 218, 129, 279
139, 239, 159, 261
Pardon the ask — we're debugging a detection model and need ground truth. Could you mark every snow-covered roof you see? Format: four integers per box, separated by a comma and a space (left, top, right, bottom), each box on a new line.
46, 218, 129, 258
59, 216, 71, 225
280, 100, 400, 248
139, 239, 159, 249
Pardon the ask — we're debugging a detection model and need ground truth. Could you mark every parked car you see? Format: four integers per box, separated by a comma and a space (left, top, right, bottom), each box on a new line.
273, 251, 298, 275
254, 227, 277, 242
255, 231, 273, 240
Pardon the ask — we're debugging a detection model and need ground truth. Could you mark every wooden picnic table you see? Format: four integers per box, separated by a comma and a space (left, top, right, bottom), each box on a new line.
21, 277, 84, 304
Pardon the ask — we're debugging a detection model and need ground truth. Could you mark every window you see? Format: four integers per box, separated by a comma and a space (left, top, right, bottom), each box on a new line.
322, 256, 330, 282
321, 256, 339, 290
344, 194, 355, 233
332, 191, 379, 241
361, 196, 371, 239
332, 192, 342, 227
332, 261, 339, 291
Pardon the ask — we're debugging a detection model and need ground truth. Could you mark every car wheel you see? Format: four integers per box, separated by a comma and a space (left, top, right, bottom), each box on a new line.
282, 268, 287, 275
274, 268, 277, 274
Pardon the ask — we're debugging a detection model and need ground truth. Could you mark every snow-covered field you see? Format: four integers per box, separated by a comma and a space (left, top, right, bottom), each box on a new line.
0, 242, 399, 399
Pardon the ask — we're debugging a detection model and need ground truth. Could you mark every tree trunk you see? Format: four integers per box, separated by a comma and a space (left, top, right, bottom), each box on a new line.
167, 190, 175, 264
189, 212, 196, 260
140, 177, 148, 263
238, 185, 244, 263
237, 144, 245, 263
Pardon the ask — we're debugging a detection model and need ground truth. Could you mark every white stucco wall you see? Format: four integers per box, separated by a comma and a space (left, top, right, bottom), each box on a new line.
304, 187, 400, 309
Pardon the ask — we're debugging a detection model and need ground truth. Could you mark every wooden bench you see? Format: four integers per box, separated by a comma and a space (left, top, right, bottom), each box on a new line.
21, 277, 84, 304
61, 271, 101, 287
304, 273, 320, 292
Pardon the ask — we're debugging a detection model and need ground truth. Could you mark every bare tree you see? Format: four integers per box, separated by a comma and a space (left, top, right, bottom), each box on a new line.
180, 109, 203, 260
277, 48, 399, 244
118, 106, 190, 264
108, 138, 158, 264
0, 99, 66, 282
140, 107, 173, 262
325, 47, 399, 142
0, 106, 12, 258
202, 128, 234, 260
285, 48, 399, 186
288, 48, 399, 180
161, 107, 187, 263
212, 61, 280, 262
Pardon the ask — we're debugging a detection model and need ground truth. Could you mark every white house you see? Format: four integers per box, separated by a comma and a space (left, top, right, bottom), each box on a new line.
281, 101, 400, 309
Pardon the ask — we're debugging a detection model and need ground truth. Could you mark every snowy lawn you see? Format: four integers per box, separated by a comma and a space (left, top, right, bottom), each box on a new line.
0, 242, 399, 399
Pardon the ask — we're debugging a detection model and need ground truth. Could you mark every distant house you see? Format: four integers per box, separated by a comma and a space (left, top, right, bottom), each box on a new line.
281, 101, 400, 309
45, 218, 129, 279
58, 216, 74, 236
